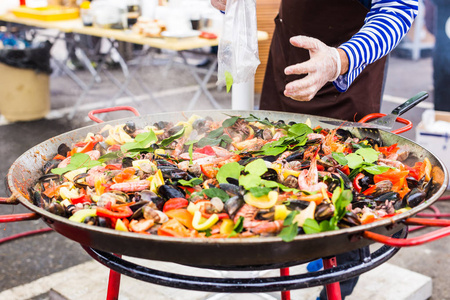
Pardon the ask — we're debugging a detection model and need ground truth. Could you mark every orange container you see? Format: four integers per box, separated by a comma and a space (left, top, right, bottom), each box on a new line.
11, 6, 79, 21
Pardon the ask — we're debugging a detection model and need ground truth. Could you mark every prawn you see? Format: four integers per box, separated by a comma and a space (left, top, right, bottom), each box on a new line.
110, 180, 150, 192
234, 204, 284, 235
298, 149, 327, 193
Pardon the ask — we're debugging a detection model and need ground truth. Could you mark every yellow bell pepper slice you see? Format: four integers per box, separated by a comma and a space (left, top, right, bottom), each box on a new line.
115, 219, 129, 232
274, 205, 289, 221
220, 218, 235, 235
244, 190, 278, 209
192, 211, 219, 231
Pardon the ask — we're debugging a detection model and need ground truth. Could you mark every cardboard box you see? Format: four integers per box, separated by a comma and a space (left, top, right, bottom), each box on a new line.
0, 63, 50, 122
416, 110, 450, 189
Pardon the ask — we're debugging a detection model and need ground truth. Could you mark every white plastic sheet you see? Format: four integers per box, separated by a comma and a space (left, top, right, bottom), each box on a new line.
217, 0, 260, 91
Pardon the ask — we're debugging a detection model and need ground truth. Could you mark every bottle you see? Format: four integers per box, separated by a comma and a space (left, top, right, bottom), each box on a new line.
126, 0, 141, 27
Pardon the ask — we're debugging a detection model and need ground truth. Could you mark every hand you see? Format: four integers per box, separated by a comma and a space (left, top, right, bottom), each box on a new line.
211, 0, 226, 11
284, 35, 349, 101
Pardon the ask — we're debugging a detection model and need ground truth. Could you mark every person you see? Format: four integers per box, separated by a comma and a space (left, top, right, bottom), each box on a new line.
211, 0, 419, 299
212, 0, 418, 121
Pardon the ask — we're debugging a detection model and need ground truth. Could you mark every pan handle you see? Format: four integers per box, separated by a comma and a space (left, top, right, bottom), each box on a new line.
363, 217, 450, 247
358, 113, 412, 134
0, 194, 41, 222
88, 106, 140, 123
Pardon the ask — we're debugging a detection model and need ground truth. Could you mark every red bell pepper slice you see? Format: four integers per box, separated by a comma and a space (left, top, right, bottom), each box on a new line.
96, 206, 133, 219
71, 194, 92, 205
377, 143, 399, 157
195, 145, 216, 156
339, 165, 350, 176
163, 198, 189, 213
200, 163, 218, 178
78, 135, 104, 154
353, 173, 365, 193
53, 154, 66, 160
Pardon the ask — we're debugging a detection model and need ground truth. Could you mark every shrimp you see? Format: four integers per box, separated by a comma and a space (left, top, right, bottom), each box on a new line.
234, 204, 284, 235
110, 180, 150, 192
298, 150, 327, 193
57, 150, 101, 169
171, 137, 186, 158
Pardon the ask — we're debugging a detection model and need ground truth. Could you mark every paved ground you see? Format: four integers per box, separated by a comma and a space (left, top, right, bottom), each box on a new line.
0, 40, 448, 300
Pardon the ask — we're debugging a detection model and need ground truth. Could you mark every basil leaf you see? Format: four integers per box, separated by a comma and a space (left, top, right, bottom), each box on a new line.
178, 177, 203, 187
222, 116, 240, 128
239, 174, 261, 190
346, 153, 364, 169
288, 123, 313, 137
319, 218, 339, 232
332, 152, 348, 166
278, 211, 299, 242
249, 187, 272, 197
302, 218, 321, 234
216, 162, 244, 184
51, 153, 102, 175
262, 145, 287, 156
245, 159, 268, 176
121, 130, 157, 152
98, 151, 122, 163
355, 148, 379, 164
159, 127, 185, 148
196, 137, 220, 148
362, 164, 392, 175
202, 188, 230, 202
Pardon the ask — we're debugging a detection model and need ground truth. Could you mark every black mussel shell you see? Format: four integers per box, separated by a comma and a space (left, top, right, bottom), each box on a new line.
47, 202, 68, 217
219, 183, 242, 197
285, 150, 305, 162
225, 177, 240, 186
305, 138, 323, 146
261, 168, 278, 182
406, 176, 419, 189
168, 125, 184, 136
286, 200, 310, 211
154, 121, 169, 130
138, 190, 165, 211
160, 167, 189, 180
124, 121, 136, 135
338, 212, 362, 228
336, 169, 353, 190
255, 208, 275, 221
58, 143, 71, 157
122, 157, 134, 168
156, 159, 177, 168
360, 137, 382, 148
336, 129, 354, 141
315, 202, 334, 221
29, 187, 51, 208
351, 198, 377, 209
42, 160, 61, 174
224, 195, 245, 219
404, 188, 426, 208
373, 191, 400, 204
158, 185, 185, 201
73, 173, 89, 189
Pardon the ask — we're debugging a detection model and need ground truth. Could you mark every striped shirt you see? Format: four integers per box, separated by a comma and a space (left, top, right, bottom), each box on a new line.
334, 0, 418, 92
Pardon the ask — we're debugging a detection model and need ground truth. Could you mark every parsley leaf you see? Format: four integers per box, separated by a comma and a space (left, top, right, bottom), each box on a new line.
216, 162, 244, 184
121, 130, 157, 153
159, 127, 185, 148
178, 177, 203, 187
278, 210, 299, 242
202, 188, 230, 202
332, 152, 348, 166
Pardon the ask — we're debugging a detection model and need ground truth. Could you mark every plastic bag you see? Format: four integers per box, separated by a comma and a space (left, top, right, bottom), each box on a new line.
217, 0, 260, 92
0, 41, 52, 74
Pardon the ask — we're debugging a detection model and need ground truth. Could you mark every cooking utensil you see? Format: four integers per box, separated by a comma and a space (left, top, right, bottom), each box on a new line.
320, 91, 429, 130
1, 109, 448, 268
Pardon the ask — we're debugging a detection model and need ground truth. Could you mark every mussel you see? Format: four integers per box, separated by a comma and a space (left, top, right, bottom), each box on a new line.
73, 173, 89, 189
285, 199, 310, 211
315, 202, 335, 221
224, 195, 245, 219
403, 176, 433, 208
158, 185, 185, 201
255, 208, 275, 221
338, 211, 362, 228
42, 160, 61, 174
261, 168, 279, 182
285, 150, 304, 162
57, 143, 71, 157
136, 190, 165, 211
123, 121, 136, 135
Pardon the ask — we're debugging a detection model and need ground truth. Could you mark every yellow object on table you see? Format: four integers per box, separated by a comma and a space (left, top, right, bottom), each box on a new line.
11, 5, 79, 21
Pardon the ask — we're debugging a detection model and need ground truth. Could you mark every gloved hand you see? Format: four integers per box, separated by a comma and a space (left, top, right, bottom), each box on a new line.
211, 0, 226, 11
284, 35, 347, 102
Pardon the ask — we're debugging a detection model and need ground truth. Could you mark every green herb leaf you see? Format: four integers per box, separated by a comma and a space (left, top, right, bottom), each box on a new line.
51, 153, 102, 175
288, 123, 313, 137
216, 162, 244, 184
239, 174, 261, 190
98, 151, 122, 163
159, 127, 185, 148
303, 218, 321, 234
222, 116, 240, 128
332, 152, 348, 166
225, 71, 233, 93
202, 188, 230, 202
355, 148, 379, 164
346, 153, 364, 169
362, 164, 392, 175
229, 216, 244, 236
278, 211, 299, 242
245, 159, 268, 177
319, 217, 339, 232
178, 177, 203, 187
121, 130, 157, 152
249, 187, 272, 197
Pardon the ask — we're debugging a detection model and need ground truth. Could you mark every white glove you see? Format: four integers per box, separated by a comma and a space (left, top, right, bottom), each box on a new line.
284, 35, 342, 102
211, 0, 226, 11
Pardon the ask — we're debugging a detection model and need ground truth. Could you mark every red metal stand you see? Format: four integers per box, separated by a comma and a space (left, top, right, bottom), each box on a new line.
323, 257, 342, 300
280, 267, 291, 300
106, 256, 122, 300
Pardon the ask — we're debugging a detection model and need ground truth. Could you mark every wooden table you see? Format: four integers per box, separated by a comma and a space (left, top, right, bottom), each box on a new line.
0, 13, 269, 114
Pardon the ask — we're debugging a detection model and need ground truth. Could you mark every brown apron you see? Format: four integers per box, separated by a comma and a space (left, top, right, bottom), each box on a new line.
259, 0, 387, 122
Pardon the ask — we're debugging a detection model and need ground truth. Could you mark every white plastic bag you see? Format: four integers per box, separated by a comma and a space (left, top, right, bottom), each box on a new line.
217, 0, 260, 92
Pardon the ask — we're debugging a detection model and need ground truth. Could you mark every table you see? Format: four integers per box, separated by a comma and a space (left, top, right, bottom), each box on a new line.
0, 13, 269, 117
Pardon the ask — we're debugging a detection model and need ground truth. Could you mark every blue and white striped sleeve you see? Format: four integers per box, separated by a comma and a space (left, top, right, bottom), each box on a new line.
333, 0, 418, 92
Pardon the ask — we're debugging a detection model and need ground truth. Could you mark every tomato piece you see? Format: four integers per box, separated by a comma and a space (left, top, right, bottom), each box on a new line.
53, 154, 66, 160
195, 145, 216, 156
43, 185, 61, 198
165, 208, 194, 229
200, 163, 218, 178
96, 206, 133, 219
374, 169, 410, 198
70, 194, 92, 205
339, 165, 350, 176
163, 198, 189, 213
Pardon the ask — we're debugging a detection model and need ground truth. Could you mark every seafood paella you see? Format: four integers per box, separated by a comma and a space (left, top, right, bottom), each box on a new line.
29, 114, 441, 242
